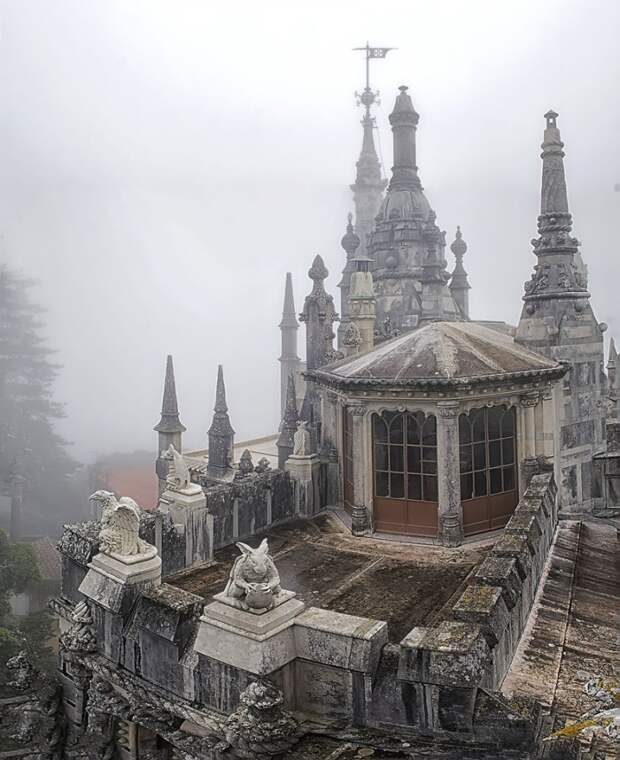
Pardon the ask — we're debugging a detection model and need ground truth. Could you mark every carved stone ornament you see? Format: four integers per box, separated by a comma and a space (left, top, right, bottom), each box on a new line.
254, 457, 271, 474
223, 539, 283, 612
293, 420, 312, 456
519, 393, 540, 408
163, 444, 191, 491
237, 449, 254, 476
438, 401, 460, 418
89, 490, 153, 559
343, 321, 362, 348
60, 600, 97, 654
222, 680, 300, 760
348, 404, 367, 416
6, 650, 35, 690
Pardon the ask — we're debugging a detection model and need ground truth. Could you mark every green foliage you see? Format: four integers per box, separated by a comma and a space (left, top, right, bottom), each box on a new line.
0, 263, 82, 535
0, 529, 54, 674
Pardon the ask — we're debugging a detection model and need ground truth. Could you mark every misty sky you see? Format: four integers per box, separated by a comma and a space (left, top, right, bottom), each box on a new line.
1, 0, 619, 462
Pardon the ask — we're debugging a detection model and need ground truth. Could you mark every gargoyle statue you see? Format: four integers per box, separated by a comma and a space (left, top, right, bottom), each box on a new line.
224, 539, 281, 611
90, 490, 151, 557
163, 444, 191, 490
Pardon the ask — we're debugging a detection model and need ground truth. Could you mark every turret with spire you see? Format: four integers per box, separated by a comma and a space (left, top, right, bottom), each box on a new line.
207, 365, 235, 479
368, 86, 462, 333
279, 272, 300, 418
154, 355, 186, 493
449, 227, 471, 318
516, 111, 605, 511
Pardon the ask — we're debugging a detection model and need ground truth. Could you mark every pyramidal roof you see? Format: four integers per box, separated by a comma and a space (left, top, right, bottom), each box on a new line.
312, 322, 563, 386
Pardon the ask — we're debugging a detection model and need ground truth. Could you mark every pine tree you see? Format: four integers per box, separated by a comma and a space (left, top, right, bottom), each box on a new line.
0, 264, 80, 537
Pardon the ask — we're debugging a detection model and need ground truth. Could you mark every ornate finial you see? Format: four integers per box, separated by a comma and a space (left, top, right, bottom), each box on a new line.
237, 449, 254, 477
341, 213, 361, 257
308, 254, 328, 282
223, 680, 300, 757
450, 226, 468, 258
544, 109, 559, 128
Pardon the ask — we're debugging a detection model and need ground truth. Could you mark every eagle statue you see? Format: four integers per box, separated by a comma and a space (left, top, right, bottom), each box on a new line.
89, 490, 150, 557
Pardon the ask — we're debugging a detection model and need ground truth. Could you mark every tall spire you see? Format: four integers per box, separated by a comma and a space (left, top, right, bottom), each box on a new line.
388, 86, 420, 192
154, 355, 186, 435
516, 111, 605, 513
279, 273, 300, 418
276, 373, 298, 469
449, 227, 471, 318
279, 272, 298, 330
521, 111, 589, 308
154, 354, 186, 494
207, 364, 235, 478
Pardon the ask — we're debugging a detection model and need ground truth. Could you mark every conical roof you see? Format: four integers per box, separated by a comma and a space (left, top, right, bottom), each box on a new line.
154, 355, 186, 433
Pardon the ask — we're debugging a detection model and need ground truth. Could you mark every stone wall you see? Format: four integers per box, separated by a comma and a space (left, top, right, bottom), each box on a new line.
396, 471, 558, 719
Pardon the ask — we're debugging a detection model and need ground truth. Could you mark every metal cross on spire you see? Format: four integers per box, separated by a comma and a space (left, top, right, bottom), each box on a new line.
353, 42, 396, 116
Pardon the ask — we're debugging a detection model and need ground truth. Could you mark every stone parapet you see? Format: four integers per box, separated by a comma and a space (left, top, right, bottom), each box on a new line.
398, 471, 558, 693
294, 607, 388, 674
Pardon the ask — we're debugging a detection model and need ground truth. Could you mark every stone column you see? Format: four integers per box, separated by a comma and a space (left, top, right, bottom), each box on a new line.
520, 392, 540, 486
541, 388, 555, 461
437, 401, 463, 547
349, 405, 370, 535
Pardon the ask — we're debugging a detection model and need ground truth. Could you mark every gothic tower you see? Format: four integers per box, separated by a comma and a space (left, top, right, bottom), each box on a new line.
515, 111, 605, 512
279, 272, 300, 418
368, 87, 462, 333
154, 355, 186, 493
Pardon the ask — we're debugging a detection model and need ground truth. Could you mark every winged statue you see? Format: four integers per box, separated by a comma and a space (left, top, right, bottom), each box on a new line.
163, 444, 191, 490
89, 490, 151, 557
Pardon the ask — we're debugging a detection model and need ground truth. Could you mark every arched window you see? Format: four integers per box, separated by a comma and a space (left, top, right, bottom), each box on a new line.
459, 406, 518, 535
373, 411, 438, 536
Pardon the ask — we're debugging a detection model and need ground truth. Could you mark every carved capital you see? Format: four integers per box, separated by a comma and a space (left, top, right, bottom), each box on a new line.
437, 401, 460, 419
519, 392, 540, 408
348, 405, 367, 417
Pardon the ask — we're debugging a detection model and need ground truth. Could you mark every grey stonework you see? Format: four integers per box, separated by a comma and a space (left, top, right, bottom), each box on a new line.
154, 354, 186, 494
279, 271, 301, 419
368, 87, 462, 332
515, 112, 606, 514
206, 364, 235, 479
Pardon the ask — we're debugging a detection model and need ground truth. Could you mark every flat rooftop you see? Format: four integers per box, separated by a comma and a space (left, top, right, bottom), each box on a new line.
169, 511, 492, 643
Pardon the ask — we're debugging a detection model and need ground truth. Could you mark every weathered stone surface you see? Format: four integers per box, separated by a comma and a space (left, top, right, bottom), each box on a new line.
452, 585, 510, 648
295, 607, 388, 673
473, 555, 523, 611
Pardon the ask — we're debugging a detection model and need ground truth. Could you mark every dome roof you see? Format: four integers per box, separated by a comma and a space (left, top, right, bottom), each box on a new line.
314, 322, 564, 386
377, 188, 432, 223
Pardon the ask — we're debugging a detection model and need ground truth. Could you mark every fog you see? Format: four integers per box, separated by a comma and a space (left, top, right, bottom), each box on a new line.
1, 0, 618, 463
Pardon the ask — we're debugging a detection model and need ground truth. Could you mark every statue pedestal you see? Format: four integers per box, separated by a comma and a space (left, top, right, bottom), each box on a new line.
194, 595, 305, 676
285, 454, 320, 516
160, 484, 213, 568
78, 548, 161, 613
